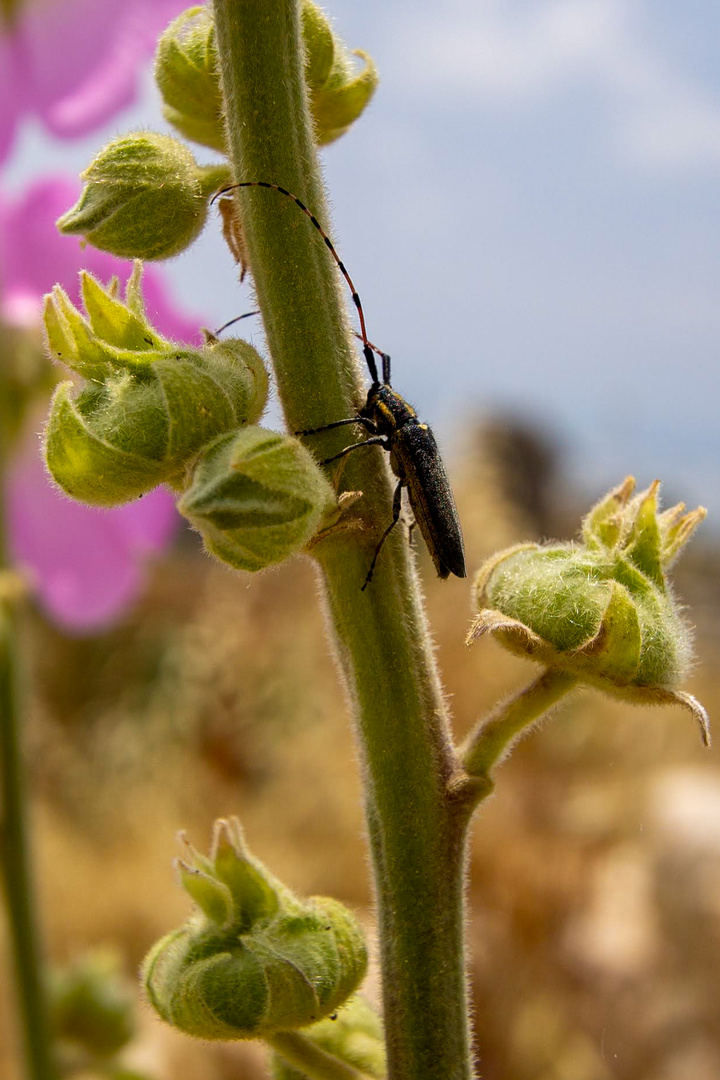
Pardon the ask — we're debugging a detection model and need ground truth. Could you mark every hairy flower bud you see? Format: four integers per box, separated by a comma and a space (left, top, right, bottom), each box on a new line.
49, 950, 135, 1060
143, 819, 367, 1040
178, 427, 337, 572
43, 264, 268, 506
302, 0, 378, 145
153, 2, 377, 156
155, 7, 226, 153
469, 478, 710, 742
56, 133, 227, 259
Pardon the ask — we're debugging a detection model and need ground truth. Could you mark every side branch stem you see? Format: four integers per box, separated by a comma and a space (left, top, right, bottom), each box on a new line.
269, 1031, 366, 1080
460, 668, 578, 781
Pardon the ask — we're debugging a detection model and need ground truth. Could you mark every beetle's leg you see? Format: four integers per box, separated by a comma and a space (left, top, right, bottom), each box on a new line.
296, 416, 378, 437
321, 436, 389, 465
361, 480, 404, 591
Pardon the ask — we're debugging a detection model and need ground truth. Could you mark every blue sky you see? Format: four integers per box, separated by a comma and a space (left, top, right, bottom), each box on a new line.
5, 0, 720, 519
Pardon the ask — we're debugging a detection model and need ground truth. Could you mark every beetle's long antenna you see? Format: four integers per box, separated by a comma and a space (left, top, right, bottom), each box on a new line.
212, 182, 380, 384
353, 332, 392, 385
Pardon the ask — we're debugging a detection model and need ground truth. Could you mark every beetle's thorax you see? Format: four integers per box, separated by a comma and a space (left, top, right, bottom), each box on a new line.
362, 382, 418, 435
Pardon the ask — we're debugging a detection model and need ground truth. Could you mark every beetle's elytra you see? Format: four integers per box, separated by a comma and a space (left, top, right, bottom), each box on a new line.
215, 180, 466, 590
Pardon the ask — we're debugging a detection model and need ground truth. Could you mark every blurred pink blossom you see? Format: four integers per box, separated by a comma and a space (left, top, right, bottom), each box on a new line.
1, 177, 203, 632
0, 0, 189, 162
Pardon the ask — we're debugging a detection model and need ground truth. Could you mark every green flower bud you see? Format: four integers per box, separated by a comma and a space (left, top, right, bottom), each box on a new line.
49, 950, 135, 1059
43, 264, 268, 506
178, 427, 337, 572
270, 995, 386, 1080
155, 7, 226, 153
469, 478, 710, 741
56, 133, 227, 259
302, 0, 378, 146
143, 819, 367, 1040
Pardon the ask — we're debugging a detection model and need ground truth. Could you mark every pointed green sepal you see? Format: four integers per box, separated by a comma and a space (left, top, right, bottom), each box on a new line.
582, 475, 636, 550
660, 504, 707, 568
43, 286, 115, 380
143, 818, 367, 1040
177, 860, 234, 926
80, 269, 160, 353
211, 819, 280, 930
179, 427, 337, 572
623, 480, 664, 586
56, 133, 221, 260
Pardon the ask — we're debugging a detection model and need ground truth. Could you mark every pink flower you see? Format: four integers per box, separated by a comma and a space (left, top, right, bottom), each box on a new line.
1, 177, 203, 632
5, 448, 180, 632
0, 0, 189, 162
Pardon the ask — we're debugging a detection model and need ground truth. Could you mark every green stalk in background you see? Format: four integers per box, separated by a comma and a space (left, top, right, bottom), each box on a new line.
0, 364, 58, 1080
212, 0, 478, 1076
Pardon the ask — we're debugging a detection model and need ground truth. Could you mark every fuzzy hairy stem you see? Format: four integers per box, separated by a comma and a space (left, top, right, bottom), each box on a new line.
212, 1, 475, 1076
269, 1031, 366, 1080
461, 668, 578, 781
0, 427, 58, 1080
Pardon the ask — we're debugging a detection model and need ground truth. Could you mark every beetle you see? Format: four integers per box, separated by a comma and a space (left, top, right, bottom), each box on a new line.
215, 181, 466, 590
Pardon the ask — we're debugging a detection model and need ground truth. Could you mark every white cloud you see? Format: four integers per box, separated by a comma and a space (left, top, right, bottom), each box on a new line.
389, 0, 720, 171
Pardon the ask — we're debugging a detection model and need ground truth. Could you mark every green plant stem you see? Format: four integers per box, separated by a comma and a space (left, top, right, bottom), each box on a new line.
460, 668, 578, 780
0, 481, 58, 1076
212, 1, 475, 1077
269, 1031, 366, 1080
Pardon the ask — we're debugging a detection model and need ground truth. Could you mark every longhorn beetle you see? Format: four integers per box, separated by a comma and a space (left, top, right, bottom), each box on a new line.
216, 181, 466, 590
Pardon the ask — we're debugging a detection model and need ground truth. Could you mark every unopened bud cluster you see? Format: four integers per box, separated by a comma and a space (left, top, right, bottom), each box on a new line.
56, 2, 377, 261
42, 266, 335, 573
143, 819, 368, 1040
469, 478, 710, 739
43, 264, 267, 506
